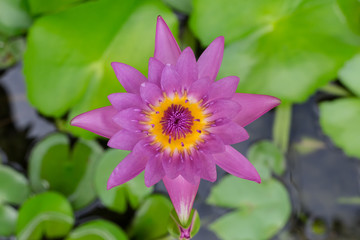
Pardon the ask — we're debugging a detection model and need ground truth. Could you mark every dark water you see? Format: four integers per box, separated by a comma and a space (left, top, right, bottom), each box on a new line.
1, 64, 360, 240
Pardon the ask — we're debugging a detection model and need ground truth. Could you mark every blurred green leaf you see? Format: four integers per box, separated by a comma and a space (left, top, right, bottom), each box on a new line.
0, 204, 17, 237
24, 0, 178, 138
190, 0, 360, 103
319, 98, 360, 159
162, 0, 192, 14
337, 0, 360, 35
66, 219, 128, 240
248, 140, 285, 180
94, 149, 153, 214
338, 196, 360, 205
28, 0, 85, 15
208, 176, 291, 240
293, 137, 325, 155
29, 133, 103, 209
129, 194, 172, 240
0, 165, 30, 205
0, 36, 26, 69
311, 218, 327, 235
339, 54, 360, 97
16, 192, 74, 240
0, 0, 32, 36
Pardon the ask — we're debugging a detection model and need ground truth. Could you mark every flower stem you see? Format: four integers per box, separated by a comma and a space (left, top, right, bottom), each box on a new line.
273, 102, 292, 153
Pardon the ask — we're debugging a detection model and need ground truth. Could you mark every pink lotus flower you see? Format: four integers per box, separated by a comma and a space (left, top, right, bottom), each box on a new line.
71, 16, 280, 237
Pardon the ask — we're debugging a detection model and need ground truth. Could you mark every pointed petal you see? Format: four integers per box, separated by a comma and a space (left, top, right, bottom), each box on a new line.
111, 62, 147, 94
107, 129, 143, 150
213, 146, 261, 183
194, 151, 217, 182
108, 93, 143, 111
187, 77, 210, 102
175, 47, 198, 90
163, 175, 200, 225
181, 155, 198, 185
107, 140, 152, 189
232, 93, 281, 127
205, 99, 241, 121
154, 16, 181, 65
112, 108, 148, 132
162, 151, 183, 179
144, 153, 165, 187
140, 82, 163, 106
71, 106, 120, 138
209, 121, 249, 145
148, 57, 165, 86
197, 36, 224, 82
199, 134, 225, 154
161, 64, 182, 96
208, 76, 239, 101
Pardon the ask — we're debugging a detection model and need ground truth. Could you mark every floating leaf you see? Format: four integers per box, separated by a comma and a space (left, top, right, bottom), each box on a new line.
248, 140, 285, 180
337, 0, 360, 35
162, 0, 192, 14
24, 0, 177, 137
28, 0, 85, 15
28, 133, 103, 209
0, 0, 32, 36
0, 204, 17, 237
0, 165, 30, 205
339, 54, 360, 97
129, 195, 172, 240
319, 98, 360, 159
190, 0, 360, 103
16, 192, 74, 240
208, 176, 291, 240
94, 149, 153, 213
66, 219, 128, 240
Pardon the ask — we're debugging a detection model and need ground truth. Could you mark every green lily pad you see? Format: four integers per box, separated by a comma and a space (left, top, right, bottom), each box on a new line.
129, 194, 173, 240
95, 149, 153, 214
337, 0, 360, 35
16, 192, 74, 240
319, 98, 360, 159
28, 0, 85, 15
190, 0, 360, 103
28, 133, 103, 209
66, 219, 128, 240
248, 140, 285, 180
0, 0, 32, 36
0, 165, 30, 205
339, 54, 360, 97
24, 0, 177, 138
162, 0, 192, 14
0, 204, 17, 237
207, 176, 291, 240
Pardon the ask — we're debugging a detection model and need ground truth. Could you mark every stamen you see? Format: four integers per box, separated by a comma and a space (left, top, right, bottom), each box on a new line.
196, 130, 201, 133
160, 104, 194, 141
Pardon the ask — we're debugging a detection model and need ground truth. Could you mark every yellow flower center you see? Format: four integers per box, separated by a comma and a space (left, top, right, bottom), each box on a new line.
144, 93, 209, 153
